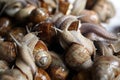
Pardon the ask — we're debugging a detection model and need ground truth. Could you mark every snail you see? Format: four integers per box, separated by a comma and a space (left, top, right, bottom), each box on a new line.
18, 31, 52, 69
33, 40, 52, 69
93, 0, 115, 22
0, 41, 17, 63
0, 0, 40, 16
46, 2, 116, 44
34, 68, 51, 80
0, 32, 37, 80
92, 56, 120, 80
0, 0, 27, 16
65, 43, 93, 71
29, 8, 49, 23
10, 33, 37, 80
48, 51, 69, 80
53, 15, 95, 54
32, 21, 56, 45
0, 32, 51, 80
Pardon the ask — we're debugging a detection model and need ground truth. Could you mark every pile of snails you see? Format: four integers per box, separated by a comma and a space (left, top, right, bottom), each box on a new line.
0, 0, 120, 80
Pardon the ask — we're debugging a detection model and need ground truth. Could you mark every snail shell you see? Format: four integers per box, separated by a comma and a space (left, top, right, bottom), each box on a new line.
8, 27, 26, 42
34, 68, 51, 80
0, 41, 17, 63
29, 8, 49, 23
0, 0, 27, 16
65, 43, 93, 71
92, 56, 120, 80
48, 51, 69, 80
15, 5, 36, 20
33, 40, 52, 69
0, 17, 12, 36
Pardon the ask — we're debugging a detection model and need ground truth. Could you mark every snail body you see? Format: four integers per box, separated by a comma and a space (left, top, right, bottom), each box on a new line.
80, 23, 117, 41
0, 68, 28, 80
10, 33, 37, 80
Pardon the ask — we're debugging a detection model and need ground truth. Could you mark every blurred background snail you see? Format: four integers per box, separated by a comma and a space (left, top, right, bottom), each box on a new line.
0, 0, 40, 16
92, 56, 120, 80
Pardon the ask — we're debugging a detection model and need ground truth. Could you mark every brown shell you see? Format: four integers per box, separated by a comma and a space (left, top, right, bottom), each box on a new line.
59, 1, 72, 15
92, 56, 120, 80
29, 8, 49, 23
0, 41, 17, 63
65, 43, 91, 70
33, 40, 52, 69
49, 51, 69, 80
34, 68, 51, 80
32, 22, 56, 44
8, 27, 26, 42
0, 17, 12, 36
34, 40, 48, 51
